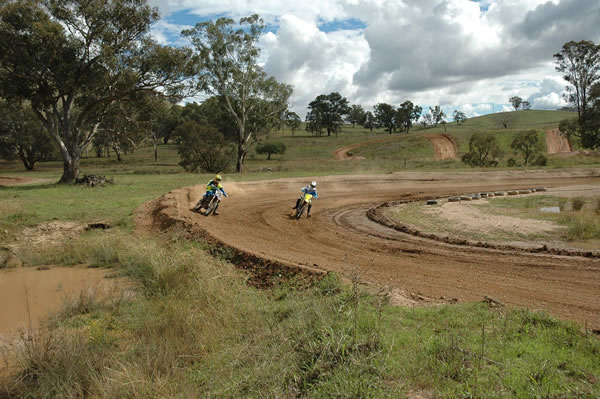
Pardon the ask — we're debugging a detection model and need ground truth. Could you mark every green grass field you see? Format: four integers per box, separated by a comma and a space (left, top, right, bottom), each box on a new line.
1, 110, 600, 398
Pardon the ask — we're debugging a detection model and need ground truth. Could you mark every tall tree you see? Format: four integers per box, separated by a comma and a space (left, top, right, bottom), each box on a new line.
374, 103, 396, 133
363, 111, 376, 133
429, 106, 445, 127
509, 96, 523, 111
348, 104, 366, 128
452, 109, 467, 125
306, 92, 350, 137
0, 0, 196, 183
554, 40, 600, 122
396, 100, 420, 133
183, 15, 292, 172
555, 40, 600, 149
285, 111, 301, 136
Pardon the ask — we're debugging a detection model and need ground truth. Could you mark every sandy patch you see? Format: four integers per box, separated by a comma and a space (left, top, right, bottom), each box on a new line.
423, 199, 560, 236
0, 176, 49, 187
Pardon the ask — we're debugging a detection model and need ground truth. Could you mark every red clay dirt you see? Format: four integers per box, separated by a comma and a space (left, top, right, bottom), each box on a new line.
138, 169, 600, 329
546, 128, 573, 154
426, 134, 458, 160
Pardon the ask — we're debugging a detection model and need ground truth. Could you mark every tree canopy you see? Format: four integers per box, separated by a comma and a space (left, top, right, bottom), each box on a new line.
182, 15, 292, 172
0, 0, 196, 182
306, 92, 350, 137
555, 40, 600, 149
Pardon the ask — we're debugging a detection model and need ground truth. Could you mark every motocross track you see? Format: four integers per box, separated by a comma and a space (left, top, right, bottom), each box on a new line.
140, 169, 600, 329
425, 134, 458, 160
546, 128, 573, 154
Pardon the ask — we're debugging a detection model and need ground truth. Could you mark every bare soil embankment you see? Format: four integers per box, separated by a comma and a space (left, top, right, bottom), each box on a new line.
138, 169, 600, 329
425, 134, 458, 160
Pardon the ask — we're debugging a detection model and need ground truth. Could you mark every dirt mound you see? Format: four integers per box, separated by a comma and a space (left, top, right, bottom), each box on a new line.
426, 134, 458, 160
546, 128, 573, 154
136, 169, 600, 329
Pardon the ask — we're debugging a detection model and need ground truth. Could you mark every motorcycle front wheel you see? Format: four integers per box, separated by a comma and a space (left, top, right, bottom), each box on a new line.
205, 198, 217, 216
295, 202, 305, 219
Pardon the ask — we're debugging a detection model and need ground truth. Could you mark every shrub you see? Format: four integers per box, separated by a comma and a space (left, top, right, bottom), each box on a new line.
461, 133, 503, 167
175, 121, 235, 173
572, 197, 585, 211
256, 141, 286, 160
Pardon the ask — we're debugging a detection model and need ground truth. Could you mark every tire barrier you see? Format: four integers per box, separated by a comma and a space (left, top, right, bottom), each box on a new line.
494, 192, 505, 196
508, 190, 519, 195
471, 193, 481, 200
460, 195, 472, 201
426, 200, 439, 205
448, 196, 461, 202
536, 187, 547, 192
518, 189, 532, 194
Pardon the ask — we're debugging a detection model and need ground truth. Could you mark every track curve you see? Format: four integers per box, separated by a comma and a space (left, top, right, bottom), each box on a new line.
144, 169, 600, 329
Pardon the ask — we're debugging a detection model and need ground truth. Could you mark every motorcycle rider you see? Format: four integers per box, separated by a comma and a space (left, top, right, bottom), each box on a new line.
293, 181, 318, 217
203, 174, 228, 215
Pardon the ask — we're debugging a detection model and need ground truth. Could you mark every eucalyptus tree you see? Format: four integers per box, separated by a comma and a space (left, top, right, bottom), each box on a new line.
0, 100, 57, 170
452, 109, 467, 125
363, 111, 376, 133
397, 100, 421, 133
554, 40, 600, 122
348, 104, 366, 128
555, 40, 600, 148
374, 103, 396, 133
285, 111, 301, 136
0, 0, 196, 183
509, 96, 523, 110
182, 15, 292, 172
307, 92, 350, 137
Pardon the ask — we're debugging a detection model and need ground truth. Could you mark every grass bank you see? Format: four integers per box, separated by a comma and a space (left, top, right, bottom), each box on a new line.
2, 229, 599, 398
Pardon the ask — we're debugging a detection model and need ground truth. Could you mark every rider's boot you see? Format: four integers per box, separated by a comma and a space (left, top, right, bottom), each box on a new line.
307, 204, 312, 218
213, 203, 220, 215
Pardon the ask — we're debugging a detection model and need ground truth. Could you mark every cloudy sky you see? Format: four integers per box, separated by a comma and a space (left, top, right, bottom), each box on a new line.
148, 0, 600, 119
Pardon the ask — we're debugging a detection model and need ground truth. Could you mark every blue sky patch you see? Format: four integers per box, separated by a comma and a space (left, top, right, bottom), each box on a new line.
163, 10, 229, 28
318, 18, 367, 33
471, 0, 490, 12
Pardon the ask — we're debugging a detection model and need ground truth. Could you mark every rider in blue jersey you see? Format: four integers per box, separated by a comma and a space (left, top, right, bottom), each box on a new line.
293, 181, 318, 217
204, 174, 228, 215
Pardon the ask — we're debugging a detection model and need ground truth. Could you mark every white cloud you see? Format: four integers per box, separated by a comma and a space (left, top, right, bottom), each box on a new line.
148, 0, 600, 117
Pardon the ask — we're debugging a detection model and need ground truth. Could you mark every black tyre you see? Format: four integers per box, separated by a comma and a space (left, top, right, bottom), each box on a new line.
205, 198, 217, 216
295, 202, 305, 219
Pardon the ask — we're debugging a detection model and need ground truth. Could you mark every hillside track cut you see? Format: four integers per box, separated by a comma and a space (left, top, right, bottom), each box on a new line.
141, 169, 600, 329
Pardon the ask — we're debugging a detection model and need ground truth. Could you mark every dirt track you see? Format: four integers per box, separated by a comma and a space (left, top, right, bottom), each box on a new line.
141, 169, 600, 329
426, 134, 458, 160
546, 128, 573, 154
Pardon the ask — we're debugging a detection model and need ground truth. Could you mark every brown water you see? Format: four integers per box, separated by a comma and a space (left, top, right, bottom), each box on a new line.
0, 266, 121, 340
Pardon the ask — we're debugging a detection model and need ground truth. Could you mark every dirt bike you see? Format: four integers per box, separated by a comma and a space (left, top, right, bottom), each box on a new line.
294, 192, 314, 219
193, 190, 223, 216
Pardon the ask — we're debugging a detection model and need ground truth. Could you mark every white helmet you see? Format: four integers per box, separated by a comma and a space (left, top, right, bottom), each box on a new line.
310, 181, 317, 187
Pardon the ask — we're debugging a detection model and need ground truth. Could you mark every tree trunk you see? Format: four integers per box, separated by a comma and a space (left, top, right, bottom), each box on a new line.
59, 157, 80, 183
236, 146, 246, 173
